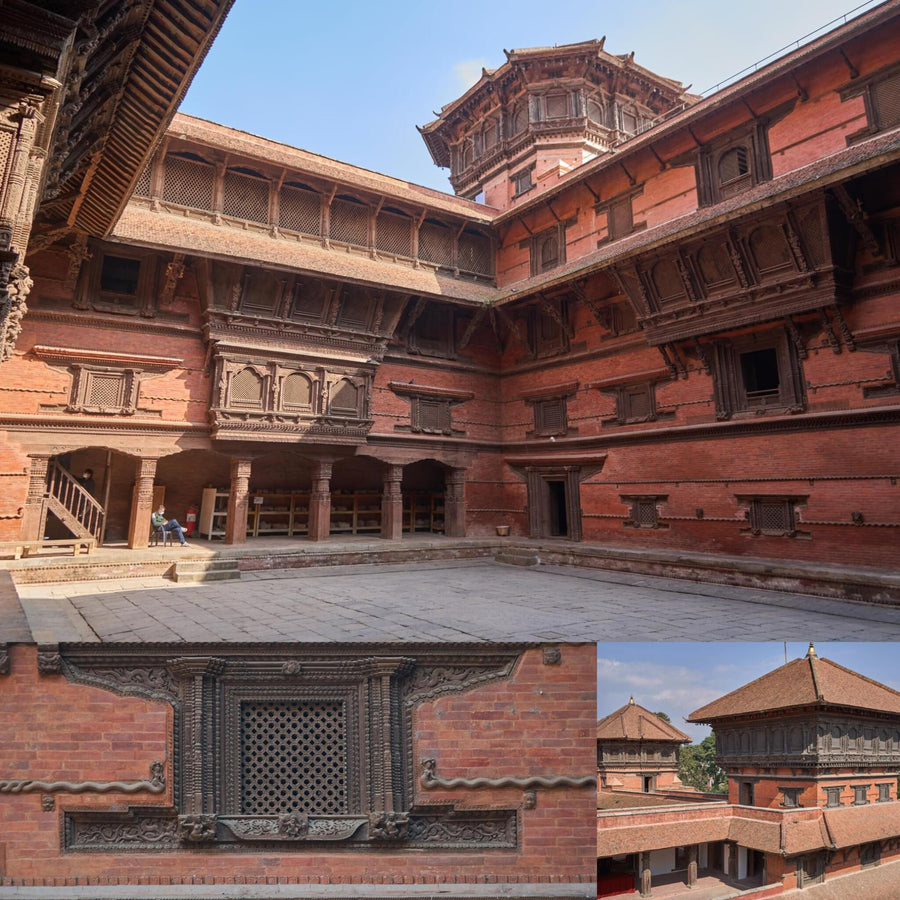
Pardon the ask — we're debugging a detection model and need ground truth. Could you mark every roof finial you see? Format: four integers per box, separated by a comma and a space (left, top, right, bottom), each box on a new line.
807, 642, 817, 659
628, 695, 635, 705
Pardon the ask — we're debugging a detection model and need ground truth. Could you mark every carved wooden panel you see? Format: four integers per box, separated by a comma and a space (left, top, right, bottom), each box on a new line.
279, 184, 320, 236
162, 155, 214, 210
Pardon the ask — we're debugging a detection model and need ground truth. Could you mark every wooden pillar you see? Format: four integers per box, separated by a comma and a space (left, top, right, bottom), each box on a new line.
19, 454, 50, 540
225, 458, 252, 545
127, 457, 158, 548
307, 460, 332, 542
687, 845, 698, 888
443, 466, 467, 537
380, 464, 403, 541
639, 851, 652, 898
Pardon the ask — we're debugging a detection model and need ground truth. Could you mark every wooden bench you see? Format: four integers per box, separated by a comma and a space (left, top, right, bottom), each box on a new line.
0, 538, 97, 560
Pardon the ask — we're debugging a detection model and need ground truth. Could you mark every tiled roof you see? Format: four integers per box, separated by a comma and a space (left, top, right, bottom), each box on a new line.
597, 813, 732, 856
596, 792, 689, 810
688, 647, 900, 723
824, 802, 900, 849
112, 205, 497, 305
597, 698, 691, 742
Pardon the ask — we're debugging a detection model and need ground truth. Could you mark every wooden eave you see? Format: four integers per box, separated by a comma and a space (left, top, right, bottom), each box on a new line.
36, 0, 235, 240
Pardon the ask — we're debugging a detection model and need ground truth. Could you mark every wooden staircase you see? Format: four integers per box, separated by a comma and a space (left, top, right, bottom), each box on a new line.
44, 461, 105, 542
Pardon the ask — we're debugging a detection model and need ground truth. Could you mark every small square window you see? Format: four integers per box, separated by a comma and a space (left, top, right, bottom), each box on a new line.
740, 348, 781, 406
824, 786, 843, 808
512, 169, 533, 197
534, 398, 566, 436
852, 784, 870, 806
780, 787, 802, 808
530, 226, 567, 277
623, 495, 667, 530
742, 497, 803, 538
861, 842, 881, 868
608, 197, 634, 241
412, 397, 453, 435
100, 255, 141, 295
876, 783, 892, 803
616, 383, 656, 424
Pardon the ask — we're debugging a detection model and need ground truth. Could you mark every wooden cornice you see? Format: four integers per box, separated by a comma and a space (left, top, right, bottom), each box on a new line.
30, 345, 182, 370
388, 381, 475, 402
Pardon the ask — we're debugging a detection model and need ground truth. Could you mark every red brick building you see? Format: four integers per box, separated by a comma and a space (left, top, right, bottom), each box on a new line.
597, 645, 900, 898
0, 3, 898, 587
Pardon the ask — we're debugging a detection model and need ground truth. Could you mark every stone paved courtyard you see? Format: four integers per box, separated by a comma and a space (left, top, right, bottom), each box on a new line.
12, 560, 900, 643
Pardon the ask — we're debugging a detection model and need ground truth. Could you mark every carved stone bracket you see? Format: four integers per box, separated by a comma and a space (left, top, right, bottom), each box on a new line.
0, 643, 8, 675
0, 761, 165, 795
37, 644, 61, 674
419, 758, 595, 791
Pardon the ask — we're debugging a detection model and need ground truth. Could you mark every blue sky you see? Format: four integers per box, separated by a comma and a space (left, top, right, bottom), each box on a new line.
182, 1, 878, 193
597, 643, 900, 744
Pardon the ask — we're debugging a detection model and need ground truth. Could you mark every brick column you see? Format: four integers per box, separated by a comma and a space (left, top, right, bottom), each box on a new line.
380, 464, 403, 540
19, 454, 50, 540
687, 844, 698, 888
307, 460, 332, 542
639, 851, 652, 898
225, 458, 252, 545
127, 457, 158, 548
443, 466, 467, 537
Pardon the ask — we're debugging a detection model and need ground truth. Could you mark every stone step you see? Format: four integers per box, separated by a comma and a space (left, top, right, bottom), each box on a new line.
173, 559, 241, 583
495, 548, 540, 567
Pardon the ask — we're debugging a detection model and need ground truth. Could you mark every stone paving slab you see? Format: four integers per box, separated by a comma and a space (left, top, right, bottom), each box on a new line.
11, 560, 900, 644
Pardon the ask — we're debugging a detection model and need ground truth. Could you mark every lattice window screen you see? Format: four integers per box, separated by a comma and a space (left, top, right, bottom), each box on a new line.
335, 292, 369, 329
458, 231, 491, 275
535, 398, 565, 434
330, 199, 369, 247
418, 222, 454, 267
634, 499, 659, 527
624, 385, 652, 421
230, 368, 264, 407
546, 93, 568, 118
282, 373, 312, 408
608, 199, 633, 240
697, 244, 733, 286
223, 171, 269, 224
376, 212, 412, 257
415, 398, 451, 434
86, 373, 126, 408
751, 499, 793, 535
240, 700, 348, 815
133, 164, 152, 197
330, 380, 359, 414
872, 72, 900, 129
279, 186, 321, 236
162, 157, 214, 210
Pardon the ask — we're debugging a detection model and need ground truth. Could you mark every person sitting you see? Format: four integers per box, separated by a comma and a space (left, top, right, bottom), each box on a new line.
150, 505, 188, 547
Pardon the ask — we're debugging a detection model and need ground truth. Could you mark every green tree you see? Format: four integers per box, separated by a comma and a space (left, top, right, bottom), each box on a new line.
678, 734, 727, 793
654, 711, 671, 723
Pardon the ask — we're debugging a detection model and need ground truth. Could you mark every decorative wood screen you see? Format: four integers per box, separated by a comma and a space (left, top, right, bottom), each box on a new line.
163, 156, 214, 210
223, 170, 269, 224
376, 211, 412, 257
418, 221, 454, 267
458, 230, 492, 275
871, 71, 900, 129
330, 198, 369, 247
281, 373, 312, 409
230, 368, 264, 408
279, 185, 321, 236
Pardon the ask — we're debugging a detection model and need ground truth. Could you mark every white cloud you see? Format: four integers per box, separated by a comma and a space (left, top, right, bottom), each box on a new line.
452, 59, 489, 92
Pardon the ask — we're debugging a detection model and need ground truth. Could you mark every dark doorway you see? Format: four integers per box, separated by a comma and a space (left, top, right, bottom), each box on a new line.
547, 480, 568, 537
643, 776, 654, 793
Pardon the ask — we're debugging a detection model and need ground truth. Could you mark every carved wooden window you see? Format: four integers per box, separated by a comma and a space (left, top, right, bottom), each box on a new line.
586, 96, 604, 125
741, 496, 804, 537
824, 786, 843, 808
163, 154, 214, 210
604, 196, 635, 242
529, 303, 569, 357
780, 787, 802, 808
100, 255, 140, 297
281, 373, 313, 410
240, 269, 283, 316
223, 168, 270, 224
134, 163, 151, 197
606, 303, 638, 336
279, 183, 321, 236
696, 242, 735, 290
418, 219, 454, 267
698, 124, 772, 206
537, 233, 559, 273
861, 842, 882, 868
650, 259, 687, 306
81, 246, 157, 315
876, 783, 892, 803
408, 304, 455, 358
712, 330, 805, 418
619, 107, 638, 135
533, 397, 566, 436
799, 853, 825, 887
623, 495, 667, 529
529, 223, 567, 276
512, 167, 533, 197
330, 196, 369, 247
844, 67, 900, 140
290, 280, 329, 322
68, 366, 139, 414
330, 379, 360, 416
852, 784, 871, 806
545, 92, 569, 119
411, 397, 452, 435
458, 228, 492, 276
376, 207, 412, 257
748, 225, 793, 275
335, 289, 371, 329
510, 100, 528, 135
615, 382, 656, 424
229, 368, 264, 409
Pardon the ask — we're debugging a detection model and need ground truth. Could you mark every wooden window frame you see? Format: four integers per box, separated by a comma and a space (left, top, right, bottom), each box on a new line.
697, 123, 773, 207
511, 166, 535, 198
67, 365, 140, 415
622, 495, 668, 530
78, 244, 157, 317
406, 304, 456, 359
842, 63, 900, 143
779, 787, 802, 808
823, 786, 843, 808
529, 223, 568, 276
738, 494, 809, 538
614, 382, 657, 425
596, 189, 644, 246
532, 397, 567, 437
852, 784, 871, 807
712, 329, 805, 419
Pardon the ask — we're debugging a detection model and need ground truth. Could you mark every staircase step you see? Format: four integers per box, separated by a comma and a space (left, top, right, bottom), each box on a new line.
173, 559, 241, 583
495, 548, 540, 567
